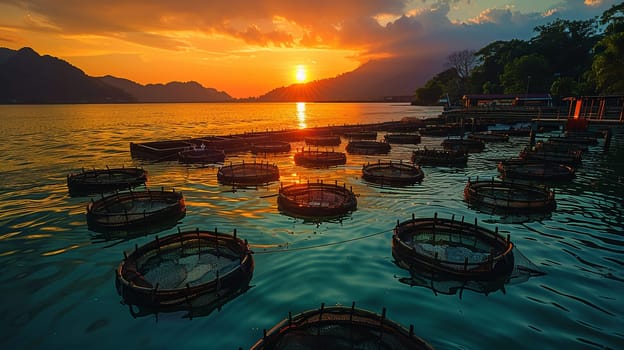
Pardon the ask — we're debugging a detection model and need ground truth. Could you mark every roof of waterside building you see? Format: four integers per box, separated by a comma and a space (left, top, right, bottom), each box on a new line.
462, 94, 552, 100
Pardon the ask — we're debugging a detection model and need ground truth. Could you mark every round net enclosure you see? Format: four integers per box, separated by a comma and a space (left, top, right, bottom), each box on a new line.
346, 140, 391, 155
464, 177, 556, 214
67, 166, 147, 196
294, 149, 347, 167
392, 213, 514, 280
86, 187, 186, 234
362, 160, 424, 186
277, 180, 357, 219
217, 161, 280, 186
116, 228, 254, 309
250, 303, 435, 350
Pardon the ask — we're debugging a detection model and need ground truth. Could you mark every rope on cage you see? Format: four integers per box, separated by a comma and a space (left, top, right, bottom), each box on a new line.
251, 228, 393, 254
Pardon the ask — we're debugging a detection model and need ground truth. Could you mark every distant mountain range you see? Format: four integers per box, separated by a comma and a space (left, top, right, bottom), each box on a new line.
99, 75, 232, 103
0, 47, 438, 103
257, 56, 439, 102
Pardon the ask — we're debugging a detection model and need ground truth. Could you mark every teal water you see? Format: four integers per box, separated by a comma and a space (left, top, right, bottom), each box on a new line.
0, 103, 622, 349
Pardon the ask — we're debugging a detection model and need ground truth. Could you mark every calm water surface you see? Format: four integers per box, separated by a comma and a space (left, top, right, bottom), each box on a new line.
0, 103, 622, 349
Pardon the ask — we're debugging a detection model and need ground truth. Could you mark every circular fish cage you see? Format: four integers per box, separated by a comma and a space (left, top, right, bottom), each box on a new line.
251, 141, 291, 154
467, 131, 509, 143
343, 130, 377, 140
384, 133, 422, 144
464, 177, 556, 214
441, 138, 485, 153
304, 135, 341, 146
277, 180, 357, 219
534, 141, 584, 155
86, 187, 186, 233
217, 161, 280, 186
548, 135, 598, 146
67, 167, 147, 196
519, 147, 582, 167
294, 149, 346, 168
250, 303, 435, 350
497, 159, 576, 181
411, 148, 468, 167
115, 228, 254, 309
392, 213, 514, 280
178, 148, 225, 164
346, 140, 391, 155
362, 160, 424, 186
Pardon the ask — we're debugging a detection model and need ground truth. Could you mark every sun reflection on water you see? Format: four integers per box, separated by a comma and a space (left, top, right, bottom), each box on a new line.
296, 102, 306, 129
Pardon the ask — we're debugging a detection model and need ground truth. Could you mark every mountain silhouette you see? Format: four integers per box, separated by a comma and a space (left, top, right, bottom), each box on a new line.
0, 47, 134, 103
257, 55, 440, 102
99, 76, 232, 102
0, 47, 439, 103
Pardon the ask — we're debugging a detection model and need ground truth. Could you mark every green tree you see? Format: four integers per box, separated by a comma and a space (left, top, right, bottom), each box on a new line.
600, 2, 624, 34
413, 68, 459, 105
531, 18, 599, 80
550, 76, 577, 97
500, 54, 550, 94
470, 39, 530, 94
592, 32, 624, 94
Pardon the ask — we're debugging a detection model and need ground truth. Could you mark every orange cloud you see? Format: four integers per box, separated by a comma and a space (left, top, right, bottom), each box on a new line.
0, 0, 617, 98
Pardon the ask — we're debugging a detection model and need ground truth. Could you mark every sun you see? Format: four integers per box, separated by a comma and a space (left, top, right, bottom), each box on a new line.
295, 65, 307, 83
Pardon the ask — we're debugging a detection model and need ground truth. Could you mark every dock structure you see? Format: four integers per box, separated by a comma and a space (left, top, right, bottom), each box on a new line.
441, 94, 624, 129
130, 96, 623, 161
130, 118, 425, 160
534, 95, 624, 125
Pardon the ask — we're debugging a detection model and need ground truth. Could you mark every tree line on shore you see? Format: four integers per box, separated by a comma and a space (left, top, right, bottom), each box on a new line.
413, 3, 624, 106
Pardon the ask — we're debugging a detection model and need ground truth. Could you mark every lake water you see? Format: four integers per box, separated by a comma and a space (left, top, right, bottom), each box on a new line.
0, 102, 622, 349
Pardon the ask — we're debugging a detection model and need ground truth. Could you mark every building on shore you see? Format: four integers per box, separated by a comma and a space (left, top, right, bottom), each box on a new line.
462, 94, 553, 108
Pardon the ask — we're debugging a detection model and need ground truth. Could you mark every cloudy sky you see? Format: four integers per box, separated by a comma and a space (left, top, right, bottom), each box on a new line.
0, 0, 616, 97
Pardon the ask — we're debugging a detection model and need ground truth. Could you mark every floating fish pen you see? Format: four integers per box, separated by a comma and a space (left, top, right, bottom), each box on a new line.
492, 128, 531, 136
130, 140, 194, 161
549, 135, 598, 146
441, 138, 485, 153
178, 148, 226, 164
115, 228, 254, 310
411, 148, 468, 167
498, 159, 575, 181
293, 149, 346, 168
343, 130, 377, 140
384, 133, 422, 144
278, 180, 357, 219
67, 166, 147, 196
362, 160, 424, 186
519, 147, 582, 167
467, 131, 509, 143
392, 213, 515, 280
419, 124, 465, 137
346, 140, 391, 155
534, 141, 585, 154
217, 161, 280, 186
304, 135, 341, 146
250, 303, 434, 350
464, 177, 556, 214
194, 135, 250, 153
86, 187, 186, 233
250, 141, 292, 154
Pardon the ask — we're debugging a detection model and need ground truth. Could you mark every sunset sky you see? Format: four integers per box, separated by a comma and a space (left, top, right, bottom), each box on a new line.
0, 0, 616, 98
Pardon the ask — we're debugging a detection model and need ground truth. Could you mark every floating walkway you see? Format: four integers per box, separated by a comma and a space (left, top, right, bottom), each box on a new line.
129, 119, 425, 161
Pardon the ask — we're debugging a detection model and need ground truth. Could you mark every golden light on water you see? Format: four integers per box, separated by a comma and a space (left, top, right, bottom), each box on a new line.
42, 244, 81, 256
296, 102, 307, 129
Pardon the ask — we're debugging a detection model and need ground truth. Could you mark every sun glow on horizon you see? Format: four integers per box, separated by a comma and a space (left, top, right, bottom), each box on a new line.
295, 65, 307, 83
